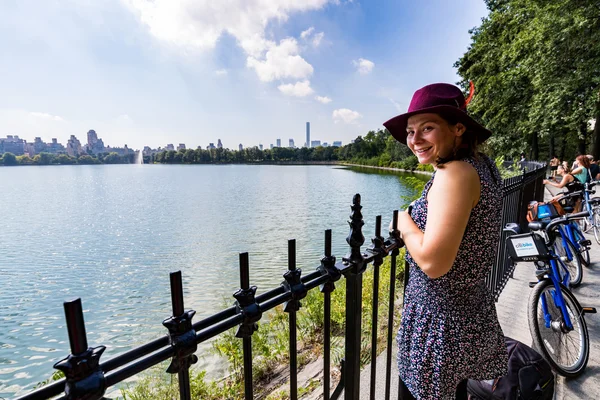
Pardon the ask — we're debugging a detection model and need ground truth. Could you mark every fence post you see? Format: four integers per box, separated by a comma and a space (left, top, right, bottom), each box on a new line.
342, 193, 366, 400
319, 229, 340, 400
368, 215, 386, 400
53, 298, 106, 400
233, 252, 262, 400
385, 210, 402, 400
162, 271, 198, 400
283, 239, 307, 400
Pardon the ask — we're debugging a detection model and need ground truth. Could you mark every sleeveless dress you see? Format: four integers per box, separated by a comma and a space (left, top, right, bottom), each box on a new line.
396, 155, 509, 399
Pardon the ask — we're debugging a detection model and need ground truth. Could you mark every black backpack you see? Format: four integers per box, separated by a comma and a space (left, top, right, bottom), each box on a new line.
467, 337, 554, 400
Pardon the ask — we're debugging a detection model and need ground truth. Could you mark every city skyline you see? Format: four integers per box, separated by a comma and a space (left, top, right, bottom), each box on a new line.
0, 1, 488, 150
0, 124, 342, 155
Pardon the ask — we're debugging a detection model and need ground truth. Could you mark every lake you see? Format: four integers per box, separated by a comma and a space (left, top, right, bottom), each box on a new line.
0, 164, 424, 397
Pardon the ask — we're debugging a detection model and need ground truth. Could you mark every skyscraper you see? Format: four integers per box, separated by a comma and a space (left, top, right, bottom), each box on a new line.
306, 122, 310, 148
217, 139, 223, 149
239, 143, 243, 151
276, 138, 281, 147
289, 138, 294, 148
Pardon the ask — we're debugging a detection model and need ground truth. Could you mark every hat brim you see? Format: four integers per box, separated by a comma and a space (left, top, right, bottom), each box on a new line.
383, 105, 492, 145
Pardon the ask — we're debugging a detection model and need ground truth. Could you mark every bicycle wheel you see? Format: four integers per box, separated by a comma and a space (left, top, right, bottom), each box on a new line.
553, 236, 583, 287
572, 226, 591, 267
593, 210, 600, 245
528, 280, 589, 378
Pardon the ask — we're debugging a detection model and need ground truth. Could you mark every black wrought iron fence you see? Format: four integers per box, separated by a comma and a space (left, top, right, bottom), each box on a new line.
488, 161, 547, 299
15, 162, 547, 400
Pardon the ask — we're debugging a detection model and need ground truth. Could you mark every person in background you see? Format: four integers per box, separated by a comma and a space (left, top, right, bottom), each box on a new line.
587, 155, 599, 181
384, 83, 508, 400
562, 160, 570, 171
571, 154, 591, 183
549, 154, 560, 178
519, 152, 527, 172
544, 165, 576, 189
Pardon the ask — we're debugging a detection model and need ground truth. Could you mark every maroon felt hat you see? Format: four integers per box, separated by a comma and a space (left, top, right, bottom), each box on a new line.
383, 83, 492, 145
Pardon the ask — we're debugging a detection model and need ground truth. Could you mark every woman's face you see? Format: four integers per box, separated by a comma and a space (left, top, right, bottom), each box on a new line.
557, 165, 565, 174
405, 113, 465, 165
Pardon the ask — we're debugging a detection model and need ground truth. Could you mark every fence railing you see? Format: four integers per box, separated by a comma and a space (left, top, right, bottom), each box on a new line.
488, 161, 547, 300
15, 162, 547, 400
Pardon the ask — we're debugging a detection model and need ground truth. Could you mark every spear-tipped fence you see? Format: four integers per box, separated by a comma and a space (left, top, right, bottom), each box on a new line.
16, 162, 546, 400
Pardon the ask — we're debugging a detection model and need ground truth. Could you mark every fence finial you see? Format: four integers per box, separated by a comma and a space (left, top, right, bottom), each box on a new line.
344, 193, 365, 273
54, 299, 106, 400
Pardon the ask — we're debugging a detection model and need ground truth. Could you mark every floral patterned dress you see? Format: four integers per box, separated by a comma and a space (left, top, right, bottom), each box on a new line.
396, 155, 509, 399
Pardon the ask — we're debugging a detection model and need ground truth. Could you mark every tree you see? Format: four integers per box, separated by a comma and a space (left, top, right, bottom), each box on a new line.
78, 155, 99, 164
54, 154, 76, 165
38, 152, 54, 165
103, 152, 121, 164
456, 0, 600, 161
3, 152, 17, 166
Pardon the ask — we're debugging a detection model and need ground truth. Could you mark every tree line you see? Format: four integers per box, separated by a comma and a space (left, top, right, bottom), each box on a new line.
151, 129, 431, 171
455, 0, 600, 162
0, 151, 136, 166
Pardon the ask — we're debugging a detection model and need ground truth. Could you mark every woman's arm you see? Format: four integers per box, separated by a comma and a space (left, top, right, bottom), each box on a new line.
543, 175, 570, 188
572, 167, 583, 175
397, 161, 480, 279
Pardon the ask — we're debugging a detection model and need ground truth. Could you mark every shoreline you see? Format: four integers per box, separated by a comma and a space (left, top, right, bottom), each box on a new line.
339, 162, 434, 176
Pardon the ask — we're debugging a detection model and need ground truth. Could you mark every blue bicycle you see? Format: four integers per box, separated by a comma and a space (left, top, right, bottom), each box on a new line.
555, 190, 592, 269
505, 211, 596, 377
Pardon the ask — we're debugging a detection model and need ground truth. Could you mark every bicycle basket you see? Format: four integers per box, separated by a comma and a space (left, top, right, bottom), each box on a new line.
506, 233, 549, 262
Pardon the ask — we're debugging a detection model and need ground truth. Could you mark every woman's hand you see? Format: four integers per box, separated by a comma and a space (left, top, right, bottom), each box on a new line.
389, 201, 416, 232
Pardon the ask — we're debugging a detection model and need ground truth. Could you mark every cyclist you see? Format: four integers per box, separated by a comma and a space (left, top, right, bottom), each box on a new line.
384, 83, 508, 400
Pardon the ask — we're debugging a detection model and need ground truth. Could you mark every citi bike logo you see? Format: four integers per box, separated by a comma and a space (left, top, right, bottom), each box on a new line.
515, 242, 534, 249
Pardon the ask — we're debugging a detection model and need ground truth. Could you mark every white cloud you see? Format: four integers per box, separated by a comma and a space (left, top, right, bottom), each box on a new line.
333, 108, 361, 124
278, 80, 314, 97
315, 96, 332, 104
389, 98, 402, 112
116, 114, 133, 123
123, 0, 331, 81
247, 38, 313, 82
300, 27, 315, 39
300, 26, 324, 47
352, 58, 375, 75
312, 32, 325, 47
29, 112, 64, 122
215, 69, 228, 76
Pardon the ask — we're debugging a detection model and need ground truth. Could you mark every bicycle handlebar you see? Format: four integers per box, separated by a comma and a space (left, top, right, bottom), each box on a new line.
557, 190, 583, 200
545, 211, 590, 234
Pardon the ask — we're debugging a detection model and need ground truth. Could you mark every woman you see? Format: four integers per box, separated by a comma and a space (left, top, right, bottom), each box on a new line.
571, 155, 591, 183
384, 83, 508, 400
550, 155, 560, 178
544, 164, 575, 189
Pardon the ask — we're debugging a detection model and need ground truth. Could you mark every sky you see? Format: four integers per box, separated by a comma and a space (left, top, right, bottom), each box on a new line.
0, 0, 489, 151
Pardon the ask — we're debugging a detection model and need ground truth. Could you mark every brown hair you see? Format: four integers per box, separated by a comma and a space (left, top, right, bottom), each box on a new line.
434, 111, 480, 167
577, 155, 591, 169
